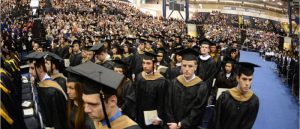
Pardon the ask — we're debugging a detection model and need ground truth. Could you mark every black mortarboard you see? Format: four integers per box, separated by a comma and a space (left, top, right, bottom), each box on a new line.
210, 41, 216, 46
139, 36, 148, 43
89, 43, 105, 53
25, 52, 47, 63
82, 45, 93, 51
156, 48, 166, 54
200, 38, 213, 46
237, 62, 260, 76
68, 61, 124, 94
230, 48, 237, 53
113, 59, 128, 69
188, 38, 194, 42
144, 51, 158, 61
45, 52, 63, 61
176, 48, 200, 61
66, 67, 81, 82
70, 40, 81, 47
173, 45, 184, 53
192, 45, 200, 52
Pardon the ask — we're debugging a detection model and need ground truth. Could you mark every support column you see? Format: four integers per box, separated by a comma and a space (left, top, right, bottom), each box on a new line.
288, 0, 292, 35
163, 0, 166, 19
185, 0, 189, 21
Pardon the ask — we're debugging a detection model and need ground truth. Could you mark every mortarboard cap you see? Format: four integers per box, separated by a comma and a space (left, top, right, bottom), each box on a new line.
89, 43, 105, 53
25, 52, 47, 63
200, 38, 213, 46
66, 67, 81, 82
67, 61, 124, 94
113, 59, 128, 69
237, 62, 260, 76
230, 48, 237, 53
176, 48, 200, 61
45, 52, 63, 61
144, 51, 158, 61
70, 40, 81, 47
192, 45, 200, 52
210, 41, 217, 46
173, 45, 184, 53
82, 45, 93, 51
139, 36, 148, 43
188, 38, 194, 42
156, 48, 166, 54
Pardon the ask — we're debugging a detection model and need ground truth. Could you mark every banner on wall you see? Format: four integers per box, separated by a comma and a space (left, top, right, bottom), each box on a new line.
187, 24, 197, 37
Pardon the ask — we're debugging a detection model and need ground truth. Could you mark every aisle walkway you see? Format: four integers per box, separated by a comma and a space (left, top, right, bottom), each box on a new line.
239, 51, 299, 129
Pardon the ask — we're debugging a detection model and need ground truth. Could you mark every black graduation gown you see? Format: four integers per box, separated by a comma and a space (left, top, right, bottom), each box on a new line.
56, 45, 70, 59
165, 75, 209, 129
69, 53, 83, 66
208, 90, 259, 129
117, 79, 136, 120
1, 76, 25, 129
215, 72, 238, 89
197, 57, 217, 89
130, 52, 144, 75
53, 76, 67, 94
37, 80, 67, 129
97, 60, 114, 70
135, 72, 168, 129
69, 105, 95, 129
94, 115, 141, 129
166, 66, 181, 80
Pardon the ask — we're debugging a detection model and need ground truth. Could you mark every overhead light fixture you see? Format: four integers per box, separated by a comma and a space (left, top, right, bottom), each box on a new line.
272, 0, 275, 1
263, 0, 266, 2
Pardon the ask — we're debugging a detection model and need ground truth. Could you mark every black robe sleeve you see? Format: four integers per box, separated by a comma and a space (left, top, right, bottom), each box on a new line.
120, 80, 136, 120
54, 77, 67, 94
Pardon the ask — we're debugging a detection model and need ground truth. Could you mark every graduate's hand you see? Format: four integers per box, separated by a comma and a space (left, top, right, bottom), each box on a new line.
152, 119, 161, 125
167, 123, 177, 129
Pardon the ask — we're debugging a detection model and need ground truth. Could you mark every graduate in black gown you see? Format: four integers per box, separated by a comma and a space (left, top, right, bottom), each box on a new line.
165, 48, 209, 129
26, 52, 68, 129
134, 51, 168, 129
130, 36, 147, 76
210, 42, 222, 73
66, 62, 141, 129
45, 52, 67, 93
197, 38, 218, 90
89, 43, 115, 70
56, 38, 70, 59
69, 40, 83, 66
214, 59, 238, 89
166, 45, 184, 79
208, 62, 260, 129
113, 59, 136, 120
